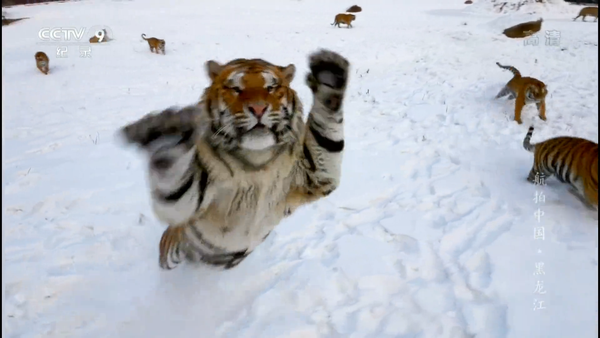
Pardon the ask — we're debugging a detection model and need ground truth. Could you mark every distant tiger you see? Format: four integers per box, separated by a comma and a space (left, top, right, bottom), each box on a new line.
331, 13, 356, 28
523, 126, 598, 211
496, 62, 548, 125
141, 33, 166, 54
34, 51, 49, 75
573, 6, 598, 22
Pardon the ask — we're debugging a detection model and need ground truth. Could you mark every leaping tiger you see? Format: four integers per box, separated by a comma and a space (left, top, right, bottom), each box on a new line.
120, 49, 350, 270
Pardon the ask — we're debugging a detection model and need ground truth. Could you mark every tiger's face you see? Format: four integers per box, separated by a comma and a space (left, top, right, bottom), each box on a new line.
526, 83, 547, 103
204, 59, 298, 151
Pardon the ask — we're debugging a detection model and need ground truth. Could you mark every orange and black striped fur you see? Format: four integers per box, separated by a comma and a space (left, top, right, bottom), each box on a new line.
120, 50, 350, 270
496, 62, 548, 125
523, 126, 598, 210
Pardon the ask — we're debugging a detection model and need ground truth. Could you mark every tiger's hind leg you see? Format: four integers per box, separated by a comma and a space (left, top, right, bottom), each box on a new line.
495, 86, 513, 99
159, 226, 189, 270
567, 186, 597, 211
159, 225, 215, 269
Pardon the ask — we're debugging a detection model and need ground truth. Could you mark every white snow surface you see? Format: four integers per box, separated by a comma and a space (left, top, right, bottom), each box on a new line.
3, 0, 598, 337
464, 0, 576, 17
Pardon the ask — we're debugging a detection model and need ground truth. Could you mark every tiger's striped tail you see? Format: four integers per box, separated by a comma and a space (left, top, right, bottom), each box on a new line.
523, 126, 536, 152
496, 62, 522, 78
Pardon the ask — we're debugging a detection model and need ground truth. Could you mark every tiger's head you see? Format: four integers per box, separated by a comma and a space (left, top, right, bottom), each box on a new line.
200, 58, 303, 153
525, 81, 548, 103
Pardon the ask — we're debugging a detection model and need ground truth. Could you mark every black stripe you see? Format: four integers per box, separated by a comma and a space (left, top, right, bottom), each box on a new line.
305, 172, 315, 194
303, 144, 317, 172
552, 162, 563, 182
311, 117, 326, 131
309, 125, 344, 153
160, 174, 195, 202
196, 170, 209, 211
188, 225, 218, 252
562, 150, 575, 184
291, 93, 297, 116
563, 165, 573, 184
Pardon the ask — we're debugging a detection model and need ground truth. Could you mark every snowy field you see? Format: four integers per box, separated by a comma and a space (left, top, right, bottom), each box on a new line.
3, 0, 598, 337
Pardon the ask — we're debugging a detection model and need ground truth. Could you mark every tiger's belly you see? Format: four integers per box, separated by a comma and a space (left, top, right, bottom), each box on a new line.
191, 177, 291, 254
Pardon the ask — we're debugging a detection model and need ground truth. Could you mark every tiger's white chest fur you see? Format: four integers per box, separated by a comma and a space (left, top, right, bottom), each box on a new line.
192, 143, 297, 253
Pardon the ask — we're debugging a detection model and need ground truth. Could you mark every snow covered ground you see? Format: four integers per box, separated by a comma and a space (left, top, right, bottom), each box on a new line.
3, 0, 598, 337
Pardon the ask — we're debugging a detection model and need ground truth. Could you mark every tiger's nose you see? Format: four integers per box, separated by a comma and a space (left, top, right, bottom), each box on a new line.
248, 103, 268, 118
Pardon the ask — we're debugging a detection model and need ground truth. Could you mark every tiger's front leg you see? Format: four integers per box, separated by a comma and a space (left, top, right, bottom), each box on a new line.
119, 106, 213, 270
286, 49, 350, 210
536, 100, 547, 121
120, 106, 206, 224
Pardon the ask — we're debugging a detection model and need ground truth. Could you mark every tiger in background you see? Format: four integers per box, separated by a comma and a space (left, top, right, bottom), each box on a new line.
34, 51, 49, 75
523, 126, 598, 211
496, 62, 548, 125
331, 13, 356, 28
573, 6, 598, 22
141, 33, 166, 54
120, 49, 350, 270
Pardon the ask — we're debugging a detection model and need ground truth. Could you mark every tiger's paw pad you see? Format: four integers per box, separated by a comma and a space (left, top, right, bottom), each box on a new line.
306, 50, 350, 91
119, 105, 201, 149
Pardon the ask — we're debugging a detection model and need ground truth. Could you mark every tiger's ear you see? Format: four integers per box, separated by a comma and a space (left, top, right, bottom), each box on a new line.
206, 60, 224, 81
279, 64, 296, 84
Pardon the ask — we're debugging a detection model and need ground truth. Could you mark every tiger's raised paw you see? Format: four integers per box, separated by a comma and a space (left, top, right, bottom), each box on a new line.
306, 50, 350, 113
306, 50, 350, 92
119, 105, 202, 149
